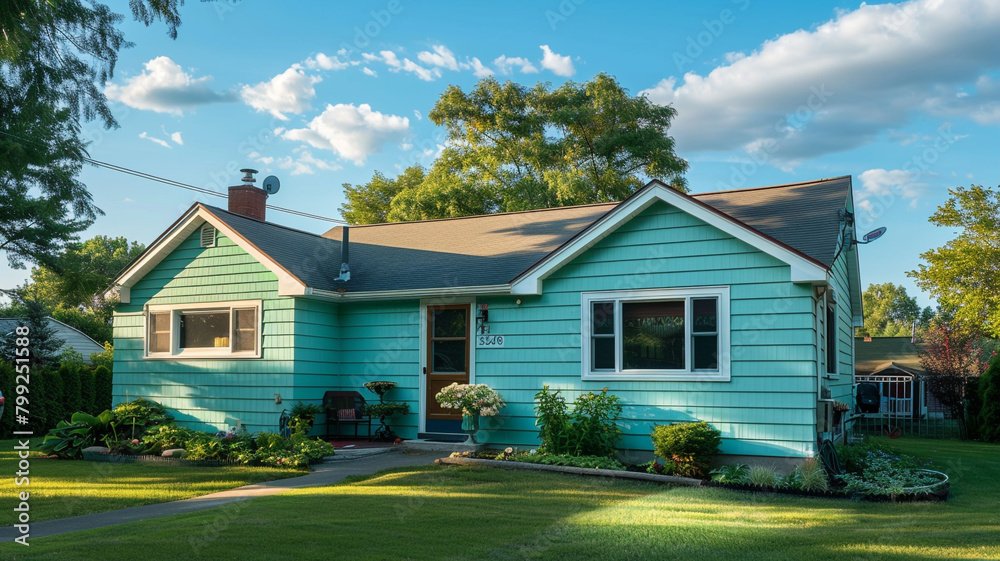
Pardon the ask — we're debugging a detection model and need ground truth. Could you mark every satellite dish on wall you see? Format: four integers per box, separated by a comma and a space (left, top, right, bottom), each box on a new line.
262, 175, 281, 195
856, 226, 887, 245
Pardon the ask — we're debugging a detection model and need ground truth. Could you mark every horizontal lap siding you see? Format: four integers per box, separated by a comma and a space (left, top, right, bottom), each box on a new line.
476, 201, 818, 457
337, 301, 421, 439
113, 232, 300, 433
829, 245, 856, 405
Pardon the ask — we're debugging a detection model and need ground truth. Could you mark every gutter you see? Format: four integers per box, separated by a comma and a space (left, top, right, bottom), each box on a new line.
302, 284, 512, 301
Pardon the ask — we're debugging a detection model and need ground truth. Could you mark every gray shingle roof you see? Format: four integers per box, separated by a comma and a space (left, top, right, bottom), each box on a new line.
203, 177, 851, 293
855, 336, 925, 376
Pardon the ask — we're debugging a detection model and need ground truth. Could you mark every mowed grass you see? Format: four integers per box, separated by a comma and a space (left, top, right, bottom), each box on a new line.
0, 438, 300, 523
3, 438, 999, 560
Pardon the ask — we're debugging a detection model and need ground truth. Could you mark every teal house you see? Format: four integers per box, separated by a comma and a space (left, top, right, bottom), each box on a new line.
111, 175, 862, 460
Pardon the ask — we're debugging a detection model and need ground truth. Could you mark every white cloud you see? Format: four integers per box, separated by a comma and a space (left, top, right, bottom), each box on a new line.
417, 45, 459, 71
493, 55, 538, 75
365, 50, 440, 81
856, 168, 928, 218
305, 52, 354, 71
413, 109, 422, 120
464, 57, 493, 78
105, 56, 233, 115
247, 151, 274, 165
640, 0, 1000, 163
240, 66, 322, 120
162, 127, 183, 145
282, 103, 410, 165
273, 148, 343, 175
539, 45, 575, 76
138, 131, 171, 148
362, 67, 377, 77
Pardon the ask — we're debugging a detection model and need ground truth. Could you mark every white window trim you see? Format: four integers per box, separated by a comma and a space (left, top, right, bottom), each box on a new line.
581, 286, 730, 382
824, 290, 839, 378
144, 300, 263, 359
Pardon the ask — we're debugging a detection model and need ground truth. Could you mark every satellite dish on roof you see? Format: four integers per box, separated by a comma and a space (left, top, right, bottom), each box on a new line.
855, 226, 887, 245
262, 175, 281, 196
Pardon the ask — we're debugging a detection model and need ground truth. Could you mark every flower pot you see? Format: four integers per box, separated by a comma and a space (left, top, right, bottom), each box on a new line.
462, 414, 480, 443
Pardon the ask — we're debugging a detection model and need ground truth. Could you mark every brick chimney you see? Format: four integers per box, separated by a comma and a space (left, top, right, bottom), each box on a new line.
228, 168, 266, 221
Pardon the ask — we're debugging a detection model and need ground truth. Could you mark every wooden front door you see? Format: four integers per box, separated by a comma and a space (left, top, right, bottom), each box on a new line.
425, 304, 470, 429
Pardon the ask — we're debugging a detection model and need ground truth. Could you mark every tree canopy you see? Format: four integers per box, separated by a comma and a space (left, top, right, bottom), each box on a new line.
909, 185, 1000, 338
858, 282, 933, 337
340, 73, 688, 224
0, 0, 184, 269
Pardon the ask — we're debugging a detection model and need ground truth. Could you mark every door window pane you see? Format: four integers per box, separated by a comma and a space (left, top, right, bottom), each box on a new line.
180, 312, 229, 349
432, 340, 466, 372
623, 301, 685, 370
232, 308, 256, 352
148, 312, 170, 353
433, 308, 467, 338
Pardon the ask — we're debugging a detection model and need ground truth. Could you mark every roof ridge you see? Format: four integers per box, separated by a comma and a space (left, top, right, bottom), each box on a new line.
691, 175, 851, 198
341, 201, 619, 229
203, 204, 336, 241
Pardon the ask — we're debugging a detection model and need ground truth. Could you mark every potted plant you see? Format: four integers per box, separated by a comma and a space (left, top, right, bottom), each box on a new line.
288, 402, 322, 435
434, 383, 506, 443
363, 381, 409, 441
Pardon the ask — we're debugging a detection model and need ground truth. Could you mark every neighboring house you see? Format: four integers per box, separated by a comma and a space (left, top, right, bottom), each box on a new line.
854, 336, 949, 419
110, 175, 863, 460
0, 317, 105, 364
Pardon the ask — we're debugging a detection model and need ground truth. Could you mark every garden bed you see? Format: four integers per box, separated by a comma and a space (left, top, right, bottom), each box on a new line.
437, 455, 703, 486
703, 471, 949, 503
82, 450, 248, 467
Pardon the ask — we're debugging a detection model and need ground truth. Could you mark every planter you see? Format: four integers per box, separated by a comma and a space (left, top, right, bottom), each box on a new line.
461, 414, 480, 443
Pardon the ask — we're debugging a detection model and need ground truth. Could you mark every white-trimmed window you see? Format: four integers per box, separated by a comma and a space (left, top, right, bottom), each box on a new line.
581, 287, 730, 381
145, 300, 262, 359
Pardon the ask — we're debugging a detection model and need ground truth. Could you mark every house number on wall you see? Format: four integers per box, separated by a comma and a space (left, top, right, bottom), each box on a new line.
477, 335, 504, 348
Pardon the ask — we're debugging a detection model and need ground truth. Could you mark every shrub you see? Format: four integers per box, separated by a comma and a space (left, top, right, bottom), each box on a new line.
90, 342, 113, 372
112, 398, 173, 440
794, 458, 830, 492
140, 424, 203, 454
288, 402, 323, 435
710, 463, 749, 483
534, 386, 622, 457
650, 421, 722, 478
80, 367, 95, 415
93, 365, 113, 413
837, 451, 942, 496
60, 362, 82, 416
745, 465, 781, 487
46, 366, 66, 428
979, 354, 1000, 443
0, 361, 14, 438
41, 410, 115, 459
836, 436, 897, 475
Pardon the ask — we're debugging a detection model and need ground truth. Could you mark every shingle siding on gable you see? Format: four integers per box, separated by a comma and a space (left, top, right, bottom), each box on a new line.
475, 201, 820, 457
112, 231, 331, 432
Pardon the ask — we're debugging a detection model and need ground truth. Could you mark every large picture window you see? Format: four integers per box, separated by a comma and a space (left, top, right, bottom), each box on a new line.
581, 287, 730, 381
145, 301, 262, 359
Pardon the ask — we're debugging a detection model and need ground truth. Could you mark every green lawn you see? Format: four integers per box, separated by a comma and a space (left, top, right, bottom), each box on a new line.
3, 438, 999, 560
0, 438, 300, 523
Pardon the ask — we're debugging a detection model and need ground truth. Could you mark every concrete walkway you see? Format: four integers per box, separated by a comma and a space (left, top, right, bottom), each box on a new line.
1, 450, 438, 541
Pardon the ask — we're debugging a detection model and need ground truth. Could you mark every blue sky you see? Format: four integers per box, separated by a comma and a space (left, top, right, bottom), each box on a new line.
6, 0, 1000, 308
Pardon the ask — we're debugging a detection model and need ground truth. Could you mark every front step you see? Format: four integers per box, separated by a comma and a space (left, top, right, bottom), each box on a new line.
416, 432, 469, 443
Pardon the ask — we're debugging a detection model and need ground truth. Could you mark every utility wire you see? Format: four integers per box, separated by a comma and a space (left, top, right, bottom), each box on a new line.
0, 129, 346, 224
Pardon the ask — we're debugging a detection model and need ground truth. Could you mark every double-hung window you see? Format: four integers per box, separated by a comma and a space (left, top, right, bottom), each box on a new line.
581, 287, 730, 381
145, 300, 262, 359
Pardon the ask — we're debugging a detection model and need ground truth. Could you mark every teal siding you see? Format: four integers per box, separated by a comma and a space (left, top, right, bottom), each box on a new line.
112, 230, 336, 433
336, 301, 421, 438
474, 201, 819, 457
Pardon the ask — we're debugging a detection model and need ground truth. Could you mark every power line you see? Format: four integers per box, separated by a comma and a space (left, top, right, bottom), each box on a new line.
0, 129, 346, 223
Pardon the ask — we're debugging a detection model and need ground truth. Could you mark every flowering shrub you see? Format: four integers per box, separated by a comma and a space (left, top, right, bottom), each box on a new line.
435, 383, 506, 416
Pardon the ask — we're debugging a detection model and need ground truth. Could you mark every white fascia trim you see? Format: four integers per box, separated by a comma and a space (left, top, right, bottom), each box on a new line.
511, 183, 829, 295
303, 284, 510, 302
112, 207, 307, 303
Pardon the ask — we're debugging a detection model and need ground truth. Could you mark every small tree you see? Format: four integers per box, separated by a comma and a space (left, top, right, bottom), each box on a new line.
60, 360, 83, 415
918, 323, 990, 439
0, 298, 64, 367
979, 354, 1000, 443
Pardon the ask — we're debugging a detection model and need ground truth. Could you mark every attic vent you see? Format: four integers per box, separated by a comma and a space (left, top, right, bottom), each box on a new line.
200, 224, 217, 248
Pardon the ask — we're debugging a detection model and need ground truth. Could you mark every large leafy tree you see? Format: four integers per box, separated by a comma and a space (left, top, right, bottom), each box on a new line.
0, 0, 184, 269
340, 73, 688, 224
909, 185, 1000, 338
858, 282, 933, 337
